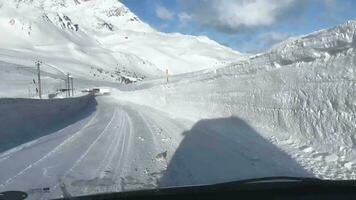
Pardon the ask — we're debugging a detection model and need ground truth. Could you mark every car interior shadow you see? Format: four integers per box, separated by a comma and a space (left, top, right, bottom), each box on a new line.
159, 117, 312, 187
0, 96, 97, 153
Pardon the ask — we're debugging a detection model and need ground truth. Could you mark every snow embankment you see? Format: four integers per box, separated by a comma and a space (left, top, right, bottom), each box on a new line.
114, 20, 356, 156
0, 95, 96, 152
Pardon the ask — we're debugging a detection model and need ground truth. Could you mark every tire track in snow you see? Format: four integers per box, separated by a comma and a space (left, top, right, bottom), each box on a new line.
77, 109, 128, 195
62, 108, 118, 176
0, 110, 99, 188
49, 108, 118, 194
104, 114, 128, 179
138, 108, 183, 155
114, 105, 185, 191
112, 112, 131, 181
96, 111, 124, 178
0, 114, 93, 165
138, 111, 160, 149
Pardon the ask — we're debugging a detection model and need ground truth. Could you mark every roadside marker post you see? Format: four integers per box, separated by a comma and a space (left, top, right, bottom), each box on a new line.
166, 69, 169, 84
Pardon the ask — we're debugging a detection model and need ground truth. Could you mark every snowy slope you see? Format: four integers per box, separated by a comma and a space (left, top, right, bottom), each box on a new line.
0, 0, 245, 81
0, 0, 163, 83
99, 31, 243, 74
113, 20, 356, 180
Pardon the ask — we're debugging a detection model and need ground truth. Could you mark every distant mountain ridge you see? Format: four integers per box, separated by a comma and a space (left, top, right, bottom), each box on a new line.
0, 0, 245, 76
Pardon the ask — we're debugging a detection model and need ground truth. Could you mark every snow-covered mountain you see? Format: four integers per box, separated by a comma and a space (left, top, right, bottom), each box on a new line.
0, 0, 162, 84
0, 0, 245, 80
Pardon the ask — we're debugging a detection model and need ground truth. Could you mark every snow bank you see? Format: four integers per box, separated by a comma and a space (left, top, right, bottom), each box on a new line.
0, 95, 96, 152
114, 20, 356, 154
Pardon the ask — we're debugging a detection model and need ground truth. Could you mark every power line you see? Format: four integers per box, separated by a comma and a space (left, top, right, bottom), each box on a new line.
42, 63, 66, 77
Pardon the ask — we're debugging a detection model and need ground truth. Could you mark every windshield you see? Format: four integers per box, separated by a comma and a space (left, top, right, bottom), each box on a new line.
0, 0, 355, 199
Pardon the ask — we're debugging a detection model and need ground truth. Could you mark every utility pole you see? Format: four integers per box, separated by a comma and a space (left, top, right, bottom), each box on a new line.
70, 76, 74, 96
32, 79, 37, 97
64, 78, 68, 97
36, 60, 42, 99
67, 73, 70, 97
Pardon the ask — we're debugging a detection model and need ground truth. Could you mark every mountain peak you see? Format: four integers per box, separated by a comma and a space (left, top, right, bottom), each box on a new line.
5, 0, 153, 32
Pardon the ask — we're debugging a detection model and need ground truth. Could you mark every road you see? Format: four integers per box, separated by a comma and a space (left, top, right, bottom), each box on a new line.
0, 95, 311, 199
0, 96, 187, 199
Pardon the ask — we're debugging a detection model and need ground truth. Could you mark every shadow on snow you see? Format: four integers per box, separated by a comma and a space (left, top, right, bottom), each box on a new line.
159, 117, 312, 187
0, 96, 97, 153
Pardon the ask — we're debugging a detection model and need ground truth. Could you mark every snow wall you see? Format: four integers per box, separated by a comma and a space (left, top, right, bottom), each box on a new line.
115, 20, 356, 153
0, 95, 96, 152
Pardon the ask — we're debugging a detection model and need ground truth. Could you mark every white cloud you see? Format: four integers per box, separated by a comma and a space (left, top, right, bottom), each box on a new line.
155, 5, 174, 20
179, 0, 302, 33
177, 12, 192, 27
178, 12, 192, 23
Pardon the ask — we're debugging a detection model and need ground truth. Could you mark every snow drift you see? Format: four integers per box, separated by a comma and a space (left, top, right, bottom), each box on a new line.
114, 20, 356, 159
0, 95, 96, 152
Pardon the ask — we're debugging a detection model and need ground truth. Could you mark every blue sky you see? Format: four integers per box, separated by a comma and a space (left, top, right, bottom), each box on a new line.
120, 0, 356, 53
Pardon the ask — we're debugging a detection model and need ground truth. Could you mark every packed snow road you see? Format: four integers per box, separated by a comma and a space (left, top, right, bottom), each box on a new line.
0, 96, 185, 199
0, 95, 311, 199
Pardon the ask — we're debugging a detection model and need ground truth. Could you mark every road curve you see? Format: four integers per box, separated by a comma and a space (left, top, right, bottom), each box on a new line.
0, 96, 186, 199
